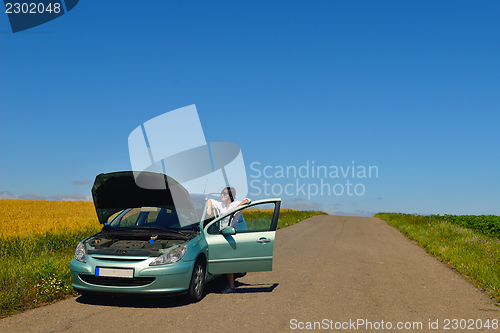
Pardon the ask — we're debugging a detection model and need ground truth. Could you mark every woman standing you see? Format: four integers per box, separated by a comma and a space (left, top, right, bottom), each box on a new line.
206, 187, 250, 293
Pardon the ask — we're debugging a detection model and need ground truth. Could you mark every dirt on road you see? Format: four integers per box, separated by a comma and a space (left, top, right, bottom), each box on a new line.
1, 215, 498, 332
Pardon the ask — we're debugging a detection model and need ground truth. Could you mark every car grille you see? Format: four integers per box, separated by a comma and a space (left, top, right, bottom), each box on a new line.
79, 274, 155, 287
91, 257, 147, 262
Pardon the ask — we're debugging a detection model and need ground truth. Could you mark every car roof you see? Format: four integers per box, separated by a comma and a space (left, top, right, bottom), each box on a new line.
189, 193, 221, 204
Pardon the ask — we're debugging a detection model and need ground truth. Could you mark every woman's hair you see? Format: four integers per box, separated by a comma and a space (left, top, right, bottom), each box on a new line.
221, 187, 236, 202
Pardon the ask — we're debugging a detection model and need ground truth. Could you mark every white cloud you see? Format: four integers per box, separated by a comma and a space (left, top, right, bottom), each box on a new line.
20, 194, 47, 200
51, 194, 92, 201
0, 192, 92, 202
0, 191, 18, 199
73, 179, 91, 185
328, 210, 375, 217
282, 200, 322, 210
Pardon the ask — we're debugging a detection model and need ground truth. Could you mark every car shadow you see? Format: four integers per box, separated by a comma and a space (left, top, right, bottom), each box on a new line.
232, 280, 279, 294
74, 275, 279, 309
204, 274, 279, 294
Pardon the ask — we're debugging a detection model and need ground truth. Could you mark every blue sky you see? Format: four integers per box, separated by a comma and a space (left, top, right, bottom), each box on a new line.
1, 1, 499, 216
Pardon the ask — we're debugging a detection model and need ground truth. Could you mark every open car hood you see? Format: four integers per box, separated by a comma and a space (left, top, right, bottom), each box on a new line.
91, 171, 195, 224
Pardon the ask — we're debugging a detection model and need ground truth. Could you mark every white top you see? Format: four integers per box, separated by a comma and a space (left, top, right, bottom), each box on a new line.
210, 198, 251, 229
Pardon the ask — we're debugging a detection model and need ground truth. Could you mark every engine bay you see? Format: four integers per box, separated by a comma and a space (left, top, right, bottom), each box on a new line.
84, 231, 190, 256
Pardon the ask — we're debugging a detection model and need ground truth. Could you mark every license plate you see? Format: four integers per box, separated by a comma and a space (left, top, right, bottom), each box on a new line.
96, 267, 133, 278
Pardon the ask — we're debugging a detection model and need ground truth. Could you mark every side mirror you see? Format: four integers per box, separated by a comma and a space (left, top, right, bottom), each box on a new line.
221, 226, 236, 235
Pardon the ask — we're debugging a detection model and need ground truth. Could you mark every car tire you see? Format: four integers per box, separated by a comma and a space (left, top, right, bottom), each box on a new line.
186, 258, 206, 302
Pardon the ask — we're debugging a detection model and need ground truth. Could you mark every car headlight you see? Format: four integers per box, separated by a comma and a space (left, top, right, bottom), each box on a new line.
74, 241, 87, 263
149, 245, 187, 266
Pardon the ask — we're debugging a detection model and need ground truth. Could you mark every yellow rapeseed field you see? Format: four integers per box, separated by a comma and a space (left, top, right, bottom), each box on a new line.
0, 199, 308, 237
0, 199, 99, 237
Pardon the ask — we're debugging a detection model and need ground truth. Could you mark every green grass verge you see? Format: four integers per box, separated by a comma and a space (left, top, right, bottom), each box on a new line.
375, 213, 500, 301
0, 227, 100, 318
0, 209, 326, 318
277, 209, 328, 229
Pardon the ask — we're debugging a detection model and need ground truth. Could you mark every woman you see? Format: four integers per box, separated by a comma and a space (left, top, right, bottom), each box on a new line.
206, 186, 250, 293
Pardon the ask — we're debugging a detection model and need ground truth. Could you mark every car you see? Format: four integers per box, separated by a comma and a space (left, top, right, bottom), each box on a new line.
70, 171, 281, 302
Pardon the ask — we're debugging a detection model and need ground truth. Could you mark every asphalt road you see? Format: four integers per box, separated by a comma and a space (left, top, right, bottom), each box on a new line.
1, 216, 498, 332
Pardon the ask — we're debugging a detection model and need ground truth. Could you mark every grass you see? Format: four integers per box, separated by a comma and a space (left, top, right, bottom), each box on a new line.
276, 208, 328, 229
243, 208, 328, 230
0, 231, 101, 318
0, 199, 326, 318
0, 200, 100, 318
375, 213, 500, 301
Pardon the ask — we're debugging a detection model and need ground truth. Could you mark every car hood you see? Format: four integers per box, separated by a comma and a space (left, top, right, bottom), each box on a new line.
91, 171, 195, 224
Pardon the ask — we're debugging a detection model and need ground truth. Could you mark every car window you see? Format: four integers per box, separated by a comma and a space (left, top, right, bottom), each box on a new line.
146, 209, 160, 223
108, 206, 198, 230
207, 202, 277, 234
120, 209, 141, 227
191, 195, 215, 227
239, 203, 275, 232
191, 200, 204, 221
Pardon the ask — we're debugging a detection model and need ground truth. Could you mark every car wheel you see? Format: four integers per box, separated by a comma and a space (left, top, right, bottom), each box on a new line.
187, 258, 206, 302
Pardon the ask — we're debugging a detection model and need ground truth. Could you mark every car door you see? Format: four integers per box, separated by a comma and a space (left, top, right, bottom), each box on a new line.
204, 199, 281, 274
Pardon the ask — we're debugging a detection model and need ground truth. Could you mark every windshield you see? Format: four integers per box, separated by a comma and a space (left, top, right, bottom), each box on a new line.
106, 206, 198, 230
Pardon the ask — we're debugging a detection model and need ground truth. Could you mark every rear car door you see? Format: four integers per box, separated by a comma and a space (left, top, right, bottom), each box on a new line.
204, 199, 281, 274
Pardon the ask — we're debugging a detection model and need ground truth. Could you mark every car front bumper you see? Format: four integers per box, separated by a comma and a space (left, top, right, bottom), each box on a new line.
70, 255, 194, 295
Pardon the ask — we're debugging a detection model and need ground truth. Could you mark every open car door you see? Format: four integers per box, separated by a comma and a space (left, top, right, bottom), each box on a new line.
204, 199, 281, 274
